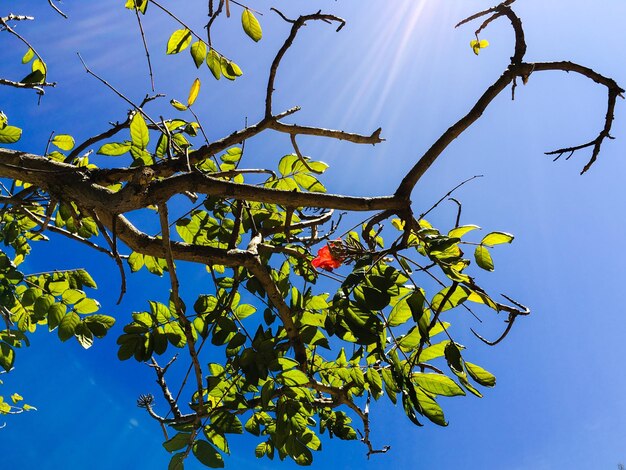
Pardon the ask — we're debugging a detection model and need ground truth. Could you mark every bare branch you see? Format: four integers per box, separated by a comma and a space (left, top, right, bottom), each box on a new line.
47, 0, 68, 19
266, 10, 345, 118
158, 202, 205, 416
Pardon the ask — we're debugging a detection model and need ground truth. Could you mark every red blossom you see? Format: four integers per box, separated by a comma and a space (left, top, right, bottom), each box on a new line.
311, 245, 343, 271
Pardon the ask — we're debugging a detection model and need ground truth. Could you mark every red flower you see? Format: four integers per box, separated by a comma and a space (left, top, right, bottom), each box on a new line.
311, 245, 343, 271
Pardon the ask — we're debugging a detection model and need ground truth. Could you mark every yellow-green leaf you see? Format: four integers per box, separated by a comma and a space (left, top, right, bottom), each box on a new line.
129, 112, 149, 149
481, 231, 514, 246
97, 142, 132, 156
466, 362, 496, 387
448, 224, 480, 239
52, 134, 75, 151
32, 58, 47, 75
0, 126, 22, 144
125, 0, 148, 13
170, 99, 188, 111
206, 49, 222, 80
474, 245, 494, 271
241, 9, 262, 42
22, 48, 35, 64
413, 373, 465, 397
11, 393, 23, 404
166, 29, 192, 54
190, 41, 206, 68
470, 39, 489, 55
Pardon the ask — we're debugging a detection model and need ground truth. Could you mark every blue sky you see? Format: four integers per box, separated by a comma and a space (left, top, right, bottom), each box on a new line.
1, 1, 626, 469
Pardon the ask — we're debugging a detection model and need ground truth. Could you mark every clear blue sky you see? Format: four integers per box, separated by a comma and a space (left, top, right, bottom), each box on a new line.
2, 1, 626, 469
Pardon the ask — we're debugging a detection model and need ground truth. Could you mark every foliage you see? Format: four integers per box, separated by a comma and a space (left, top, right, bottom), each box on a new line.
0, 0, 622, 468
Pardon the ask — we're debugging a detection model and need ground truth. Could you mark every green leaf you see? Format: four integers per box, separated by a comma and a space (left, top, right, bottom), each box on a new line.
97, 142, 132, 156
255, 441, 271, 458
211, 411, 243, 434
301, 430, 322, 451
145, 255, 164, 276
406, 289, 426, 323
130, 112, 149, 150
75, 269, 97, 288
0, 126, 22, 144
241, 9, 262, 42
415, 387, 447, 426
168, 453, 185, 470
58, 311, 80, 341
192, 440, 224, 468
51, 134, 75, 151
431, 285, 470, 313
48, 303, 67, 330
75, 323, 94, 349
413, 373, 465, 397
466, 362, 496, 387
388, 298, 412, 327
34, 295, 54, 317
481, 231, 514, 246
74, 298, 100, 314
204, 427, 229, 454
448, 224, 480, 239
163, 433, 192, 452
233, 304, 256, 320
444, 341, 464, 373
206, 49, 221, 80
467, 290, 498, 310
280, 369, 309, 386
166, 29, 192, 54
226, 61, 243, 77
474, 245, 494, 271
48, 280, 69, 296
21, 69, 45, 84
128, 252, 144, 272
219, 56, 236, 81
190, 41, 207, 68
0, 343, 15, 372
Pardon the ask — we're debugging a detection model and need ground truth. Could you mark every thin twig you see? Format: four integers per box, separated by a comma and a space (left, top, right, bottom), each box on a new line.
133, 6, 155, 91
47, 0, 68, 19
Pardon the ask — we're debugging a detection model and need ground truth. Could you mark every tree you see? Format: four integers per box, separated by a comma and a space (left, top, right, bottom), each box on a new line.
0, 0, 623, 467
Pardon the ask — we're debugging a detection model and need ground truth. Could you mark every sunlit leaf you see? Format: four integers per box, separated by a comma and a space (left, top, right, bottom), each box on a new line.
22, 48, 35, 64
97, 141, 132, 156
466, 362, 496, 387
481, 231, 514, 246
52, 134, 75, 151
0, 126, 22, 144
470, 39, 489, 55
207, 49, 222, 80
187, 78, 201, 106
474, 245, 494, 271
166, 29, 192, 54
130, 112, 149, 149
431, 285, 470, 313
413, 373, 465, 397
448, 224, 480, 238
190, 41, 206, 68
170, 99, 188, 111
241, 9, 262, 42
